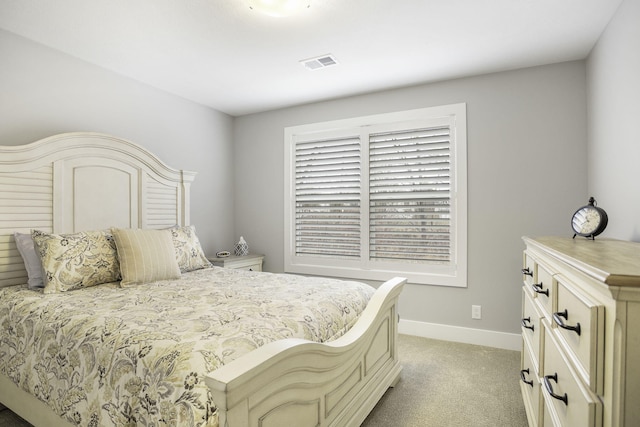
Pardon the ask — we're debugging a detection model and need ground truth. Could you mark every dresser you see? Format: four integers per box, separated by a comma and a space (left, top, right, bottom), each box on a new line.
208, 253, 264, 271
520, 236, 640, 427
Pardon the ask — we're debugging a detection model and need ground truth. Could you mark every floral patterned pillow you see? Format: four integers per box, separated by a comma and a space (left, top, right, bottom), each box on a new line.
171, 225, 212, 272
32, 229, 121, 294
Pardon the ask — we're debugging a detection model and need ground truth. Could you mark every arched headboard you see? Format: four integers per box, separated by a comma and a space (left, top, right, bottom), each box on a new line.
0, 132, 196, 287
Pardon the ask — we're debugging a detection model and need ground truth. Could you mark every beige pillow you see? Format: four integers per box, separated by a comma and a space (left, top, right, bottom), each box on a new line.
32, 229, 121, 294
112, 228, 181, 287
171, 225, 212, 272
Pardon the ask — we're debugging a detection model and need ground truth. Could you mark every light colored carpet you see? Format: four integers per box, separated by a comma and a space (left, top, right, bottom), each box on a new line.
0, 334, 527, 427
362, 335, 528, 427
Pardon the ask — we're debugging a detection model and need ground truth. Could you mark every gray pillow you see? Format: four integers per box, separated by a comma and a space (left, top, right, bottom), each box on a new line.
13, 232, 44, 289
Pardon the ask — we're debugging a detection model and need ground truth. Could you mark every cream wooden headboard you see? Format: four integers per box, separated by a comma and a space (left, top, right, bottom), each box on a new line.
0, 132, 196, 288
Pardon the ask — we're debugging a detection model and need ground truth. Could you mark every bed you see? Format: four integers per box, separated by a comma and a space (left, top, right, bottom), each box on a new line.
0, 132, 406, 427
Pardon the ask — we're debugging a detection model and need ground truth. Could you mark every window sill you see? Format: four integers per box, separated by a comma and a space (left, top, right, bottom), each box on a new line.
284, 262, 467, 287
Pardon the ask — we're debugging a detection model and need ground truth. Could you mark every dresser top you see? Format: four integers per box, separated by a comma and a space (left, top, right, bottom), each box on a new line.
523, 236, 640, 287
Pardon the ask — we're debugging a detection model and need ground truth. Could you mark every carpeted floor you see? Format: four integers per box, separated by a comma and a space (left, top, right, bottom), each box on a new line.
0, 334, 527, 427
362, 335, 528, 427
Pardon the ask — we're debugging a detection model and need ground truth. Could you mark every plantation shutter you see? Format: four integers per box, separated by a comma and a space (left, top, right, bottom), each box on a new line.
368, 125, 451, 263
294, 135, 361, 258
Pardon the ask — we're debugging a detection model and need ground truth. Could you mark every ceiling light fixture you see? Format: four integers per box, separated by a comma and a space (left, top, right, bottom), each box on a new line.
248, 0, 311, 18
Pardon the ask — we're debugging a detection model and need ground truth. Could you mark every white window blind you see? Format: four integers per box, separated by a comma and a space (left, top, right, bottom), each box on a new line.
294, 135, 361, 258
369, 126, 451, 263
284, 104, 467, 287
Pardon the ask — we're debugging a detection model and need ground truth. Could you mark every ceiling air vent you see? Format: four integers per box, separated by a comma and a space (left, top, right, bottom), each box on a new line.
300, 54, 338, 71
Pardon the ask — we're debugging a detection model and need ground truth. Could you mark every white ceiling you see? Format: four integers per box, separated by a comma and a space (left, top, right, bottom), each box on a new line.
0, 0, 622, 116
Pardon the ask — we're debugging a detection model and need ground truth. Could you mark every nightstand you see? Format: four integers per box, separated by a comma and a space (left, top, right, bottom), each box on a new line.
208, 254, 264, 271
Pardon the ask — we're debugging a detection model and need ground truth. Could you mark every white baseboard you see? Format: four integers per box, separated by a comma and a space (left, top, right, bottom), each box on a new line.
399, 319, 521, 351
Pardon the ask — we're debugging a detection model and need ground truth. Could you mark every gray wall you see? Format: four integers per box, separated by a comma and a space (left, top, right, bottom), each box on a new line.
0, 29, 235, 255
7, 1, 636, 339
234, 61, 588, 335
587, 0, 640, 242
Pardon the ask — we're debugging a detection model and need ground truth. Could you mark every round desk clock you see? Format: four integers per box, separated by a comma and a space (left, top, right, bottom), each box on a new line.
571, 197, 608, 239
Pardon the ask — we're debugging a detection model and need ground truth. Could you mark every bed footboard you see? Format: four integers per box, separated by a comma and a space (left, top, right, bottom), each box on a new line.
205, 276, 406, 427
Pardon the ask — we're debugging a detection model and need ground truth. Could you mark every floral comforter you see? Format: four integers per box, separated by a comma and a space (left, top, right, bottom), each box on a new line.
0, 267, 374, 427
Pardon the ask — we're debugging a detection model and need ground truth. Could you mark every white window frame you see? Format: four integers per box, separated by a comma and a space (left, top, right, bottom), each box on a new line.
284, 103, 467, 287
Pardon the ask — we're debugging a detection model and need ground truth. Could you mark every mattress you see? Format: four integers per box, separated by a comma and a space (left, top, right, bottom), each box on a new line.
0, 267, 374, 427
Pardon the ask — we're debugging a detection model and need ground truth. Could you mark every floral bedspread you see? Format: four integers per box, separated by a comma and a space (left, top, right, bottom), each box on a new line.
0, 267, 374, 427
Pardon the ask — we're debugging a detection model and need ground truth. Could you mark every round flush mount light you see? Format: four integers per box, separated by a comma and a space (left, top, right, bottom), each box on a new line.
248, 0, 311, 17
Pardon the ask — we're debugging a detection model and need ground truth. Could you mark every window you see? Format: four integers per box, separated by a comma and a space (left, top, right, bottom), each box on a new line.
284, 104, 467, 286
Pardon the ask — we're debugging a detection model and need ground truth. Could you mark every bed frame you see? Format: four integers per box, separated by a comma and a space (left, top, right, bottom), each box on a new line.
0, 132, 405, 427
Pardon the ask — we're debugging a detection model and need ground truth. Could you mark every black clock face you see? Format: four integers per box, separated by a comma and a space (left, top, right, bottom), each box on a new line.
572, 206, 602, 235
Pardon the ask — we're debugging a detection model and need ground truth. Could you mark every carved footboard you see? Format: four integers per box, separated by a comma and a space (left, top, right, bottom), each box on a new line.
205, 276, 406, 427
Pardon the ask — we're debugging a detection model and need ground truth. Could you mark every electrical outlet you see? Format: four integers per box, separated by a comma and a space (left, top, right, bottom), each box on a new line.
472, 305, 482, 319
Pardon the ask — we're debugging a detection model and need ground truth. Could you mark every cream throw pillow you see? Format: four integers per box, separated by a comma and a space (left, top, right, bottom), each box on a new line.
112, 228, 181, 287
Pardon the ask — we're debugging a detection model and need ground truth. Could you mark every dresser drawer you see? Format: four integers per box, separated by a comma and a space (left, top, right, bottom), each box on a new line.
233, 262, 262, 271
532, 262, 554, 317
522, 250, 537, 288
553, 276, 604, 394
522, 288, 544, 371
209, 254, 264, 271
542, 329, 602, 427
521, 340, 541, 427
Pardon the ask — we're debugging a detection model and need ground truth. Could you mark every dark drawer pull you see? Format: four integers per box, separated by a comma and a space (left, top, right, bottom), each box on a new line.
553, 309, 581, 336
543, 373, 568, 405
532, 282, 549, 296
521, 317, 534, 331
522, 268, 533, 277
520, 368, 533, 387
